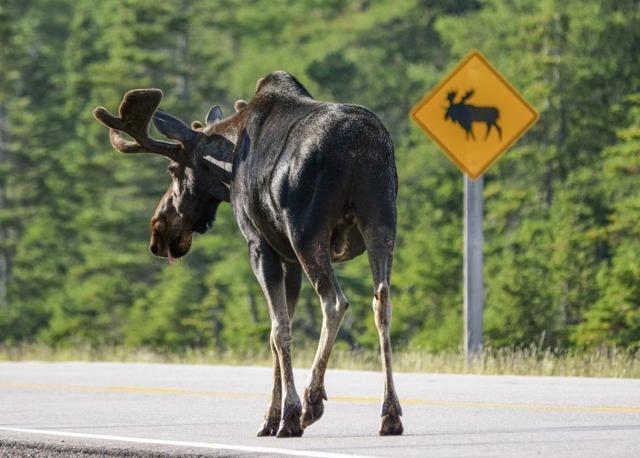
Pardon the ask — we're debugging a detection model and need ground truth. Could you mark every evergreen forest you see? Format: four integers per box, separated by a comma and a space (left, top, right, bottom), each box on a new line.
1, 0, 639, 356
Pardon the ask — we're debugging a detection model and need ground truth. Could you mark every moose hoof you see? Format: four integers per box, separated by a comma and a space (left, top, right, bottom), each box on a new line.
301, 386, 327, 429
276, 404, 303, 438
379, 413, 404, 436
257, 415, 280, 437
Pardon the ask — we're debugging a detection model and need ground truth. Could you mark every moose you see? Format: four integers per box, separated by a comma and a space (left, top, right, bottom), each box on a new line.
93, 71, 403, 437
445, 89, 502, 140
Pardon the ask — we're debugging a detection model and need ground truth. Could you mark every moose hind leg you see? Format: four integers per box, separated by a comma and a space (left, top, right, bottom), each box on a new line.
361, 226, 403, 436
373, 282, 403, 435
294, 239, 349, 430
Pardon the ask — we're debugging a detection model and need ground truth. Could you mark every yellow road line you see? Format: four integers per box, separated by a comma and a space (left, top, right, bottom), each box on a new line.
332, 395, 640, 414
0, 382, 265, 400
2, 382, 639, 414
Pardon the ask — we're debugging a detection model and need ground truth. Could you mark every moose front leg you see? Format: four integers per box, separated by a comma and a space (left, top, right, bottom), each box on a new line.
257, 262, 302, 437
257, 333, 282, 436
249, 241, 303, 438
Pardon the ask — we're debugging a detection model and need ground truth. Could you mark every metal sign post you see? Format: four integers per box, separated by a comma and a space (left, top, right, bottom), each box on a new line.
464, 175, 484, 363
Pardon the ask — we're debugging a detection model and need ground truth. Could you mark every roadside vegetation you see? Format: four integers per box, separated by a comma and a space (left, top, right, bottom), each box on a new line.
2, 345, 638, 379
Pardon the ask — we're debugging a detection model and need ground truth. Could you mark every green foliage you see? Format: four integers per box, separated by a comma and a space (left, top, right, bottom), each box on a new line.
574, 95, 640, 348
0, 0, 639, 353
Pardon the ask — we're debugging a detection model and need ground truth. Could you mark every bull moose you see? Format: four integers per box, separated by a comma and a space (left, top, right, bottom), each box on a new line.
445, 89, 502, 140
93, 71, 403, 437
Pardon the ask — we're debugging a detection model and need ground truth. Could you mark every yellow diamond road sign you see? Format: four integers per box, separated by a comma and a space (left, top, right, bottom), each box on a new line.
410, 50, 538, 179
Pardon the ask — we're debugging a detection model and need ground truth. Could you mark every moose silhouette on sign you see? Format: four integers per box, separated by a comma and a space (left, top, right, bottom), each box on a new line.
444, 89, 502, 141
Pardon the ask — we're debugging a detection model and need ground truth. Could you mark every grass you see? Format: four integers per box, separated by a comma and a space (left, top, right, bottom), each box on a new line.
1, 344, 638, 378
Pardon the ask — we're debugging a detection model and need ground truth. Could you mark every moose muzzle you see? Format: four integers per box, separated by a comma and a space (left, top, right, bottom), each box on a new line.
149, 216, 193, 263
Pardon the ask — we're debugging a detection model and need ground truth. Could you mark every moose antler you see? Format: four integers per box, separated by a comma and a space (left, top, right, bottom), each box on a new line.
446, 90, 457, 103
93, 89, 181, 161
460, 89, 475, 103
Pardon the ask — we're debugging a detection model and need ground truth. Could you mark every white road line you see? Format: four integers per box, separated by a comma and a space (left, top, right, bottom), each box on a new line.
0, 426, 376, 458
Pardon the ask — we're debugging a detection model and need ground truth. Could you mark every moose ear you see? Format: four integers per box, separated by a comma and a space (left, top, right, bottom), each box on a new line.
206, 105, 224, 125
153, 110, 199, 145
234, 99, 248, 112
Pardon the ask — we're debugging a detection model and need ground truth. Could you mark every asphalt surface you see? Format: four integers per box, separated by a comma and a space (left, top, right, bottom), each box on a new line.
0, 362, 639, 457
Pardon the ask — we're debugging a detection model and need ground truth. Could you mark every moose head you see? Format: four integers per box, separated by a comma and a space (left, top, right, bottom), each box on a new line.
444, 89, 474, 122
93, 89, 240, 262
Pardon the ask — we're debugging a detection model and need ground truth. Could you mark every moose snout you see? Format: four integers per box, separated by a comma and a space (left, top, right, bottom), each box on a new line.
149, 237, 161, 256
149, 217, 167, 257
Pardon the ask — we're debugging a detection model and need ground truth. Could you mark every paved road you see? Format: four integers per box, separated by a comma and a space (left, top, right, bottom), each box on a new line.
0, 362, 639, 457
